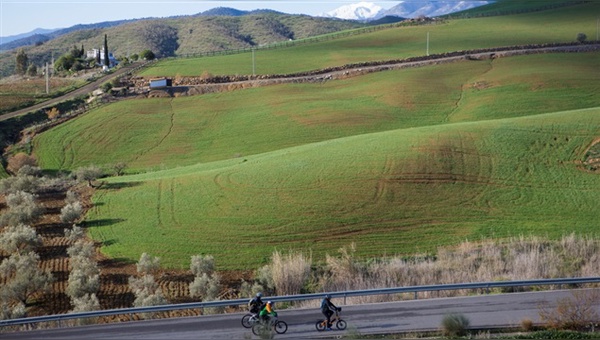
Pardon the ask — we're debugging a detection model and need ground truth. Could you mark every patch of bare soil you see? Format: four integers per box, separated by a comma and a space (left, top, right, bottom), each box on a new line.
0, 184, 249, 320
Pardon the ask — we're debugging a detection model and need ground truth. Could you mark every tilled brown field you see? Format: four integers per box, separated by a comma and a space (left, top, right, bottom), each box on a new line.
0, 185, 249, 321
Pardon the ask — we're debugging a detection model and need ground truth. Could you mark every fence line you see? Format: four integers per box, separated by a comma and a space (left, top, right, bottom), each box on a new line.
1, 276, 599, 329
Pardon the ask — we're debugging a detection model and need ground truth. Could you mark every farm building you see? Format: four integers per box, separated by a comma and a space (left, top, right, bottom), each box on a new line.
149, 78, 173, 89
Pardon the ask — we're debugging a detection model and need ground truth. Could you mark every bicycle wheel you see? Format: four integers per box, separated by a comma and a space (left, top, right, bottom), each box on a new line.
241, 313, 254, 328
274, 320, 288, 334
336, 319, 347, 330
251, 324, 264, 336
315, 320, 326, 331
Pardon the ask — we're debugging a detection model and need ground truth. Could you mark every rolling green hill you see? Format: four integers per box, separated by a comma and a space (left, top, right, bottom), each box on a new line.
34, 52, 600, 173
84, 106, 600, 270
28, 0, 600, 271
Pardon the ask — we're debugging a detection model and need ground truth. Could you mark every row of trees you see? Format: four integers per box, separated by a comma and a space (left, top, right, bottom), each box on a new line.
0, 155, 100, 319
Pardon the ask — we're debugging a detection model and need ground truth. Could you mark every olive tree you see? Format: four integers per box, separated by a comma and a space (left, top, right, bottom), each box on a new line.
0, 252, 54, 306
60, 201, 84, 224
189, 254, 221, 301
0, 223, 41, 254
0, 190, 43, 226
66, 240, 100, 300
129, 253, 166, 310
73, 165, 103, 187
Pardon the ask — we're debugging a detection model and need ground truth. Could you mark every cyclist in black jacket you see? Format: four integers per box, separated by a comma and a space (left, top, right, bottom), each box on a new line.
248, 292, 264, 315
320, 294, 339, 330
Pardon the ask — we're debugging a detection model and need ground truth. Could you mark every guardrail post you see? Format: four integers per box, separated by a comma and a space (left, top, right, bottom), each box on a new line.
414, 292, 418, 300
343, 294, 347, 305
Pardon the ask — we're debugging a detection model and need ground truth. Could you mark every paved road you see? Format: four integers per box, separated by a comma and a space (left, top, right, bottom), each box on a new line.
4, 289, 597, 339
0, 61, 147, 122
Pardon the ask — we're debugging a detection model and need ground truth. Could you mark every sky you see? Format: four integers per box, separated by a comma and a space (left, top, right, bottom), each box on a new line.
0, 0, 399, 38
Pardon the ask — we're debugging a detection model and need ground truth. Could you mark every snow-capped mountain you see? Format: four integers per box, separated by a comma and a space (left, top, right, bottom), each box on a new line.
320, 2, 385, 21
381, 1, 491, 19
320, 1, 492, 21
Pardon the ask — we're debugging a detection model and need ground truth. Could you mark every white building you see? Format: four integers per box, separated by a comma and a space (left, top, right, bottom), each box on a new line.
86, 48, 118, 67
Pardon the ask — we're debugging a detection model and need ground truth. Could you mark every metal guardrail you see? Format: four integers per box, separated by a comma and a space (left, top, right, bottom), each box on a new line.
2, 276, 599, 328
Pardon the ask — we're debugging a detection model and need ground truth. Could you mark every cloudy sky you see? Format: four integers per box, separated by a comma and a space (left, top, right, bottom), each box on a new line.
0, 0, 398, 37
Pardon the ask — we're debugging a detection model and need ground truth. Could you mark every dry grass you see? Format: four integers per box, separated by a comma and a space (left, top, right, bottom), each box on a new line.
293, 234, 600, 306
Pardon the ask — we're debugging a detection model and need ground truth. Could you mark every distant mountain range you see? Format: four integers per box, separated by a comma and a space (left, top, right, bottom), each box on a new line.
1, 1, 491, 50
320, 1, 492, 21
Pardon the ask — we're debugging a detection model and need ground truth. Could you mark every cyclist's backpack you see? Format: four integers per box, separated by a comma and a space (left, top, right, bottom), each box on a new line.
320, 299, 328, 312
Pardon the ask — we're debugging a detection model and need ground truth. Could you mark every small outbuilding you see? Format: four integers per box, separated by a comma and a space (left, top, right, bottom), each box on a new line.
149, 78, 172, 89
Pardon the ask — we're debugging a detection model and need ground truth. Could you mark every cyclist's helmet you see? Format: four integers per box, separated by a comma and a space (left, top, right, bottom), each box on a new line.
325, 294, 331, 300
256, 292, 262, 298
267, 301, 273, 305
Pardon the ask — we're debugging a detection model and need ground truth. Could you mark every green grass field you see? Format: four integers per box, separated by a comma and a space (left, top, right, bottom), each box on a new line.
85, 106, 600, 270
34, 52, 600, 173
139, 1, 600, 77
30, 1, 600, 271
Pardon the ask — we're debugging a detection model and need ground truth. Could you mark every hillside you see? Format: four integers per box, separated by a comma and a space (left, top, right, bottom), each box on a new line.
1, 0, 599, 320
32, 50, 600, 270
0, 13, 364, 78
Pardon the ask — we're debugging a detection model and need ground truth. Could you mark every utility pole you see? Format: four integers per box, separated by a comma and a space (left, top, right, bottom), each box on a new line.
426, 32, 430, 56
597, 18, 599, 41
45, 62, 49, 94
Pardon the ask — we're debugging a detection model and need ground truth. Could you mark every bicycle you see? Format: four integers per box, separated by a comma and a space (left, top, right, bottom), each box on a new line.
316, 308, 347, 331
251, 316, 288, 335
241, 313, 259, 328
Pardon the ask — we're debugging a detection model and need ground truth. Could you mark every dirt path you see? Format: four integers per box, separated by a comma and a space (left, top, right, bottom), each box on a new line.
167, 43, 600, 97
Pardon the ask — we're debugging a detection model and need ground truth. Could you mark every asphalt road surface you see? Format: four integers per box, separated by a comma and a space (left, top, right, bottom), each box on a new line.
4, 289, 597, 339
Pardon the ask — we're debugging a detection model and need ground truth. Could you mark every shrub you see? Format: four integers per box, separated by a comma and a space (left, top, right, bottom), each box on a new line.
577, 33, 587, 43
269, 250, 311, 296
0, 302, 26, 320
521, 318, 535, 332
440, 312, 470, 337
538, 290, 600, 331
60, 201, 83, 223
